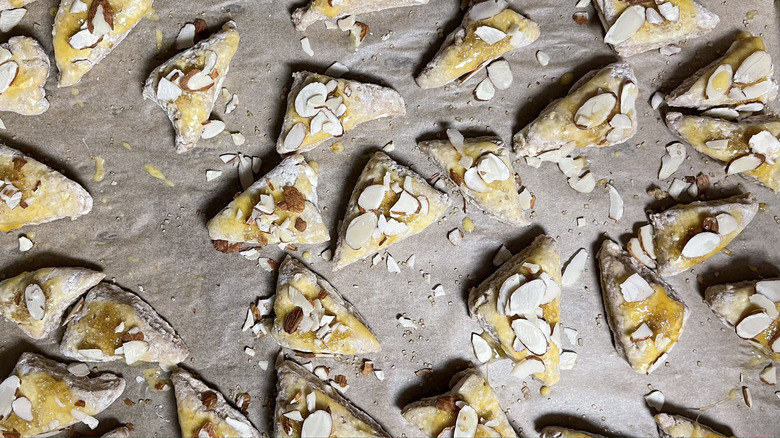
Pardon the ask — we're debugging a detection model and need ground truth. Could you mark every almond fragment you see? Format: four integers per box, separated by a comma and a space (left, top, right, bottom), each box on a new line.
24, 284, 45, 321
568, 171, 596, 193
644, 390, 665, 410
474, 26, 506, 45
638, 224, 656, 260
201, 120, 225, 139
181, 69, 214, 92
735, 311, 773, 339
734, 51, 773, 85
759, 364, 776, 385
657, 2, 679, 21
681, 231, 721, 258
628, 237, 656, 269
572, 11, 589, 25
284, 307, 304, 333
0, 61, 18, 94
706, 64, 733, 100
511, 319, 547, 355
561, 248, 588, 286
201, 391, 218, 410
474, 78, 495, 101
454, 405, 478, 437
756, 280, 780, 302
604, 5, 645, 45
575, 93, 616, 129
301, 410, 332, 438
510, 356, 546, 379
464, 167, 491, 193
536, 51, 550, 66
630, 323, 653, 342
620, 273, 655, 302
607, 184, 623, 220
345, 213, 377, 250
486, 59, 512, 90
436, 395, 459, 412
0, 8, 25, 33
715, 213, 738, 235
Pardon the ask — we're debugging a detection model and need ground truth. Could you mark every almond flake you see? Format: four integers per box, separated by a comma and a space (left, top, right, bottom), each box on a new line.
702, 107, 739, 119
472, 333, 493, 363
749, 131, 780, 164
507, 279, 545, 316
486, 59, 512, 90
476, 153, 510, 183
749, 293, 779, 319
231, 132, 245, 146
448, 228, 464, 246
12, 397, 32, 421
397, 316, 418, 329
432, 284, 445, 297
156, 77, 182, 102
474, 78, 495, 101
0, 376, 19, 419
656, 2, 679, 21
225, 94, 239, 114
756, 280, 780, 302
734, 51, 773, 85
706, 64, 733, 100
284, 123, 307, 151
469, 0, 508, 21
390, 191, 420, 216
536, 50, 550, 66
492, 245, 512, 266
644, 390, 665, 410
201, 120, 225, 139
562, 248, 588, 286
736, 102, 764, 112
474, 26, 506, 45
454, 405, 478, 437
295, 82, 328, 118
628, 237, 656, 268
630, 323, 653, 342
647, 352, 668, 374
736, 311, 773, 339
568, 171, 596, 193
518, 188, 533, 210
659, 142, 686, 179
681, 231, 721, 258
645, 7, 663, 24
71, 0, 88, 13
337, 15, 355, 31
638, 224, 656, 260
24, 284, 45, 321
387, 254, 400, 274
324, 62, 349, 77
18, 235, 32, 252
620, 273, 655, 302
123, 340, 149, 365
606, 184, 623, 220
659, 44, 681, 56
650, 92, 664, 110
715, 213, 738, 235
0, 8, 25, 33
705, 139, 729, 150
510, 357, 546, 379
742, 386, 752, 408
175, 23, 196, 49
759, 363, 776, 385
604, 5, 645, 45
300, 37, 314, 57
559, 351, 577, 370
0, 60, 18, 93
511, 319, 547, 355
727, 153, 765, 175
575, 93, 616, 129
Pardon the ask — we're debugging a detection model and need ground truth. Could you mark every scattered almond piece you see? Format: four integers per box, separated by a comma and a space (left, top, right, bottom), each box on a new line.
448, 229, 464, 246
760, 363, 776, 385
493, 245, 512, 266
536, 51, 550, 66
607, 184, 623, 220
300, 37, 314, 57
18, 235, 32, 252
644, 390, 665, 410
562, 248, 588, 286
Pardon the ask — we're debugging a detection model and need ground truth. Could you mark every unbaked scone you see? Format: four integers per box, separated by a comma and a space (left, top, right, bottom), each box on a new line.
60, 282, 189, 366
597, 240, 689, 374
705, 278, 780, 361
666, 33, 777, 110
332, 151, 451, 271
291, 0, 428, 31
0, 144, 93, 232
274, 360, 390, 438
650, 194, 759, 277
0, 267, 104, 339
270, 256, 380, 355
513, 63, 638, 160
415, 0, 539, 89
420, 133, 530, 226
0, 36, 50, 115
207, 154, 329, 251
277, 71, 405, 154
468, 235, 563, 385
171, 368, 261, 438
593, 0, 718, 57
402, 368, 515, 437
143, 21, 239, 153
53, 0, 153, 87
0, 352, 125, 437
655, 413, 726, 438
666, 112, 780, 192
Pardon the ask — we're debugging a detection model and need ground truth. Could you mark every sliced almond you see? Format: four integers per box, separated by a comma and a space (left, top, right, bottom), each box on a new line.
175, 23, 196, 49
122, 340, 149, 365
705, 64, 733, 100
474, 78, 495, 101
0, 375, 20, 419
472, 333, 493, 363
681, 232, 721, 258
474, 26, 506, 45
630, 323, 653, 342
568, 171, 596, 193
604, 5, 645, 45
628, 237, 656, 269
300, 37, 314, 57
12, 396, 32, 421
620, 82, 638, 115
607, 184, 623, 220
559, 351, 577, 370
702, 107, 739, 119
448, 228, 464, 246
646, 352, 668, 374
464, 167, 492, 193
294, 82, 328, 118
756, 280, 780, 302
736, 102, 764, 112
734, 51, 773, 85
610, 113, 632, 130
727, 153, 764, 174
620, 273, 655, 302
536, 50, 550, 66
644, 390, 665, 410
156, 77, 182, 102
506, 279, 545, 316
659, 142, 686, 180
749, 293, 779, 319
742, 386, 753, 408
735, 311, 773, 339
562, 248, 588, 287
181, 70, 214, 92
24, 284, 46, 321
734, 80, 774, 100
0, 61, 18, 93
390, 191, 421, 216
469, 0, 508, 21
657, 2, 679, 21
574, 93, 616, 129
18, 236, 32, 252
748, 131, 780, 164
650, 92, 664, 110
510, 356, 546, 380
476, 153, 510, 183
638, 224, 657, 260
0, 8, 26, 33
497, 273, 522, 315
345, 212, 377, 250
539, 272, 561, 305
70, 0, 88, 13
511, 319, 548, 355
558, 157, 583, 178
486, 59, 513, 90
454, 405, 478, 438
357, 184, 385, 211
705, 139, 729, 150
759, 363, 776, 385
284, 123, 307, 151
714, 213, 738, 235
645, 7, 663, 24
301, 410, 332, 438
771, 335, 780, 354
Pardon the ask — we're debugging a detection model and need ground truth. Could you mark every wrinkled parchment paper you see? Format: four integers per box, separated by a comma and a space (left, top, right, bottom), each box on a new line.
1, 0, 779, 436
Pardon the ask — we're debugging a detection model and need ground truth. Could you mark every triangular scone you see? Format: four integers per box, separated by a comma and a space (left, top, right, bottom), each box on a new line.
53, 0, 153, 87
207, 154, 329, 250
0, 267, 104, 340
593, 0, 718, 57
60, 283, 189, 366
143, 21, 239, 153
666, 112, 780, 192
270, 256, 380, 355
666, 34, 778, 110
274, 360, 390, 437
0, 37, 50, 115
332, 151, 451, 270
415, 1, 539, 89
468, 235, 563, 385
597, 240, 689, 374
650, 193, 759, 277
0, 144, 93, 232
540, 427, 604, 438
513, 63, 638, 159
0, 352, 125, 437
420, 135, 530, 226
292, 0, 428, 31
655, 414, 726, 438
277, 72, 405, 154
171, 368, 261, 438
402, 368, 515, 438
705, 278, 780, 361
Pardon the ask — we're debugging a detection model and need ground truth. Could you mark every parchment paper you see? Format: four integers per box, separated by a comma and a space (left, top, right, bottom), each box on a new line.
1, 0, 779, 436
